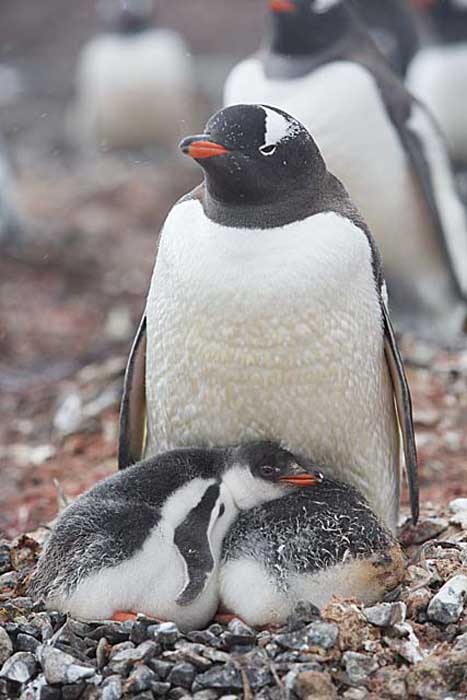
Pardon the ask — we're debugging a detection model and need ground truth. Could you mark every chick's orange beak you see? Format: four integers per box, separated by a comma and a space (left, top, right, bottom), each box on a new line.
269, 0, 295, 13
279, 468, 324, 488
179, 135, 230, 160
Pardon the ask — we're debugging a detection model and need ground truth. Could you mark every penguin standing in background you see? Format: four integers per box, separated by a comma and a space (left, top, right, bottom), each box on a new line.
351, 0, 421, 77
408, 0, 467, 166
30, 442, 319, 631
118, 104, 418, 534
70, 0, 196, 150
224, 0, 467, 340
221, 475, 405, 628
0, 137, 23, 249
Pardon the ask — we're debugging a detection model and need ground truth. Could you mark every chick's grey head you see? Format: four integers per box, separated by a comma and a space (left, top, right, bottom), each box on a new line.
180, 104, 326, 208
268, 0, 352, 55
222, 441, 323, 510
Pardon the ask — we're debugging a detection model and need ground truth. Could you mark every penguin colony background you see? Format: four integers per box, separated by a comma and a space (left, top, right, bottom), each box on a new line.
0, 0, 466, 630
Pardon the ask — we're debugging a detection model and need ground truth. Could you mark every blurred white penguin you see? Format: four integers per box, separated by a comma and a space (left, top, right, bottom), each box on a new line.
71, 0, 196, 149
0, 137, 23, 249
408, 0, 467, 164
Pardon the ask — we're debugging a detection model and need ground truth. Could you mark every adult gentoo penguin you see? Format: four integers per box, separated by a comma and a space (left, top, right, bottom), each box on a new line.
224, 0, 467, 339
220, 475, 405, 627
118, 104, 418, 533
351, 0, 421, 77
70, 0, 195, 149
408, 0, 467, 165
30, 442, 319, 631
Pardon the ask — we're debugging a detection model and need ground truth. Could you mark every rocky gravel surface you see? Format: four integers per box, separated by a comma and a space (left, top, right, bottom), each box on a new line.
1, 502, 466, 700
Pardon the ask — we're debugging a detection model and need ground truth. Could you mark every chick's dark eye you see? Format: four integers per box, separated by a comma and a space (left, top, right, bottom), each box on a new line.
259, 144, 277, 156
259, 464, 277, 478
218, 503, 225, 518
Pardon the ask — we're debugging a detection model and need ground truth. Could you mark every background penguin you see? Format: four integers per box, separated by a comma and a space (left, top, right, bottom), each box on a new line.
224, 0, 467, 340
408, 0, 467, 166
220, 474, 405, 628
0, 136, 23, 250
30, 442, 319, 631
351, 0, 422, 77
118, 104, 418, 534
70, 0, 196, 150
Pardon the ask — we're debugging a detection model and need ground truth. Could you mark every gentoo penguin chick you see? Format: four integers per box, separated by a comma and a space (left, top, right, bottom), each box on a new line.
30, 442, 319, 631
224, 0, 467, 339
0, 137, 23, 249
408, 0, 467, 165
118, 103, 419, 534
351, 0, 421, 76
220, 475, 405, 628
70, 0, 195, 149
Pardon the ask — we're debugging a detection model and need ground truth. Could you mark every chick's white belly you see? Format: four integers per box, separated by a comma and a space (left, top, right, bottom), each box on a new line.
51, 523, 218, 632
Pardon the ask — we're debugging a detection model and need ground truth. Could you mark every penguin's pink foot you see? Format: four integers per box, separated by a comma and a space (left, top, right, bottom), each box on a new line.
111, 611, 138, 622
214, 612, 246, 625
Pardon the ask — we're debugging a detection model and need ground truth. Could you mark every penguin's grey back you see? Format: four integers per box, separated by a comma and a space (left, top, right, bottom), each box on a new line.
222, 479, 395, 591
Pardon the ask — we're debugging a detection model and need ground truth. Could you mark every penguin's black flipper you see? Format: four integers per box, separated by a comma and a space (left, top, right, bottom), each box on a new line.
118, 314, 147, 469
382, 300, 419, 524
174, 483, 221, 606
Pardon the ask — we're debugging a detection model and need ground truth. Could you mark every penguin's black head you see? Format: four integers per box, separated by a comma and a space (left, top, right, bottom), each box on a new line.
234, 442, 323, 487
180, 104, 326, 208
117, 0, 153, 34
268, 0, 353, 55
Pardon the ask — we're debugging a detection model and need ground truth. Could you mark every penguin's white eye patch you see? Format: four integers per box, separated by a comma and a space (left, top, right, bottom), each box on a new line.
312, 0, 341, 13
259, 144, 277, 156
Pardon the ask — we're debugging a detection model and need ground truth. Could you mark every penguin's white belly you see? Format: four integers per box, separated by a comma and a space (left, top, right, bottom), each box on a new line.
219, 558, 386, 628
225, 59, 464, 329
146, 201, 398, 528
73, 31, 193, 148
408, 45, 467, 162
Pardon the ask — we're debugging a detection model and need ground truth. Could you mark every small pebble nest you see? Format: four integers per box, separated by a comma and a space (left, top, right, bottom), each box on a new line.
1, 502, 466, 700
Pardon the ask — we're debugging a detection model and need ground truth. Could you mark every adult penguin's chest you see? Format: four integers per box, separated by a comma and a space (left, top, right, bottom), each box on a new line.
145, 199, 391, 473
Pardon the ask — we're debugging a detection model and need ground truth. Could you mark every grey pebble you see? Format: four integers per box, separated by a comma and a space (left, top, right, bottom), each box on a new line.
0, 651, 37, 684
0, 545, 11, 574
89, 623, 130, 644
343, 689, 369, 699
151, 680, 171, 696
168, 689, 193, 699
96, 637, 110, 669
427, 575, 467, 624
364, 602, 406, 628
62, 682, 86, 700
39, 645, 94, 685
342, 652, 379, 685
191, 663, 242, 693
276, 621, 338, 651
192, 691, 221, 700
148, 658, 172, 679
126, 664, 157, 693
168, 662, 196, 689
0, 627, 13, 665
186, 630, 220, 648
454, 632, 467, 651
102, 674, 122, 700
16, 633, 41, 654
149, 622, 180, 648
108, 641, 156, 675
286, 600, 321, 631
283, 663, 323, 692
